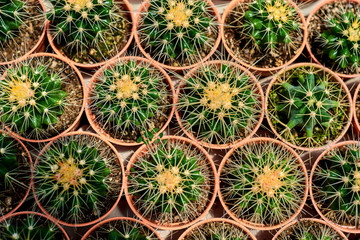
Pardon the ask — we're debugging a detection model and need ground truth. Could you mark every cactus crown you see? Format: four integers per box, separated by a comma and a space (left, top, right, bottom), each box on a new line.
268, 65, 350, 149
128, 138, 213, 226
0, 214, 64, 239
138, 0, 218, 67
177, 61, 263, 147
0, 0, 27, 42
89, 58, 172, 144
313, 142, 360, 229
47, 0, 130, 64
33, 134, 121, 224
220, 139, 306, 226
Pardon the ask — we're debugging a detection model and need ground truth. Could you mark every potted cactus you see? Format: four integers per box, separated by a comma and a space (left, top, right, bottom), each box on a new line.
221, 0, 307, 76
135, 0, 221, 71
310, 141, 360, 233
273, 218, 348, 240
175, 60, 264, 149
307, 0, 360, 78
0, 211, 69, 239
32, 131, 124, 227
0, 131, 31, 219
85, 56, 175, 146
178, 218, 256, 240
0, 53, 85, 143
218, 137, 308, 230
0, 0, 46, 65
82, 217, 162, 240
266, 63, 352, 151
125, 135, 218, 230
45, 0, 134, 69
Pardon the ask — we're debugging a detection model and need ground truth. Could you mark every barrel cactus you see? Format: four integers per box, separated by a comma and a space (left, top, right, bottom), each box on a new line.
87, 57, 172, 145
219, 138, 307, 228
33, 133, 122, 225
0, 0, 26, 42
267, 64, 351, 149
176, 61, 263, 148
137, 0, 219, 68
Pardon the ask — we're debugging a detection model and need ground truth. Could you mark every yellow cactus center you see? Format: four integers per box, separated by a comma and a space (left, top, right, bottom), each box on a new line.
54, 160, 83, 187
255, 166, 284, 197
203, 82, 235, 110
156, 169, 182, 193
7, 79, 34, 105
166, 2, 192, 27
266, 0, 291, 22
347, 19, 360, 42
116, 75, 139, 99
65, 0, 92, 11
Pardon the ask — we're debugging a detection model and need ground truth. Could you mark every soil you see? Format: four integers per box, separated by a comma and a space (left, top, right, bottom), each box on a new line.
224, 0, 303, 69
0, 137, 30, 216
0, 0, 45, 63
51, 1, 132, 65
308, 0, 360, 75
129, 139, 213, 226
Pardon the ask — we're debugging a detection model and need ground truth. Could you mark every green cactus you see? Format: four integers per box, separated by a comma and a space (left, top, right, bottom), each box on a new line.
33, 134, 122, 224
312, 142, 360, 229
220, 138, 306, 227
47, 0, 130, 64
127, 137, 213, 226
0, 213, 66, 240
268, 65, 350, 149
137, 0, 218, 67
0, 0, 27, 42
177, 61, 263, 147
88, 58, 172, 144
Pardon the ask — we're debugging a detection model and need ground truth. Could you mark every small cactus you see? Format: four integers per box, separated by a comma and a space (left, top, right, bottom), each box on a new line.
176, 61, 263, 148
219, 138, 307, 227
267, 65, 350, 149
87, 57, 173, 144
0, 0, 26, 42
127, 137, 215, 227
137, 0, 219, 67
33, 133, 122, 224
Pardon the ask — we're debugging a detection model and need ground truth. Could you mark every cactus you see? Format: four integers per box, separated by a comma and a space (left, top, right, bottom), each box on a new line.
47, 0, 130, 64
267, 65, 350, 149
127, 137, 214, 226
33, 134, 122, 224
88, 58, 172, 144
0, 213, 65, 239
220, 139, 306, 227
312, 141, 360, 229
137, 0, 219, 67
0, 0, 27, 42
176, 61, 263, 147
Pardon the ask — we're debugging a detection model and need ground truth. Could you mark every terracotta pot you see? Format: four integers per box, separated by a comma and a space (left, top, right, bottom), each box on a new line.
124, 135, 218, 230
221, 0, 307, 76
1, 52, 85, 143
178, 218, 257, 240
272, 218, 348, 239
310, 140, 360, 234
0, 1, 47, 66
85, 56, 175, 146
0, 131, 32, 220
218, 137, 308, 231
306, 0, 360, 79
81, 217, 162, 240
175, 60, 264, 149
265, 62, 353, 152
46, 0, 134, 70
32, 131, 125, 227
353, 84, 360, 133
0, 211, 70, 239
134, 0, 221, 72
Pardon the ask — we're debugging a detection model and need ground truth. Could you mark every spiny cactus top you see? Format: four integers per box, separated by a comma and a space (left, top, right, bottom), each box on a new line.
88, 58, 172, 144
220, 138, 307, 227
275, 220, 345, 240
33, 134, 122, 225
223, 0, 304, 68
137, 0, 219, 68
176, 61, 263, 148
0, 0, 26, 42
47, 0, 131, 64
127, 137, 214, 228
267, 65, 350, 149
312, 141, 360, 230
0, 213, 67, 240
